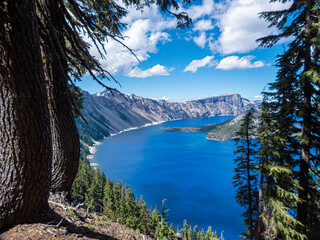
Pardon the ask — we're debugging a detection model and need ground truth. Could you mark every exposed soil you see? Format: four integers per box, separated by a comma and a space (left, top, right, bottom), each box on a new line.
1, 195, 154, 240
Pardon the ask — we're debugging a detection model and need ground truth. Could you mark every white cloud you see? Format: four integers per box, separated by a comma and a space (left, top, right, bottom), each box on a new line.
254, 95, 263, 99
216, 55, 265, 70
184, 0, 217, 20
192, 19, 215, 48
127, 64, 173, 78
216, 0, 291, 54
87, 4, 176, 77
180, 0, 291, 53
193, 32, 207, 48
183, 56, 215, 73
179, 0, 226, 49
193, 19, 214, 32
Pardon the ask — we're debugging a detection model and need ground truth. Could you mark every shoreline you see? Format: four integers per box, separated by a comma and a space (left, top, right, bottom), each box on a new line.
88, 120, 166, 167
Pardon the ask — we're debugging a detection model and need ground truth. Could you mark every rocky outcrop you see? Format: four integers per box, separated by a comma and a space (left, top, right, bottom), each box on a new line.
78, 90, 260, 140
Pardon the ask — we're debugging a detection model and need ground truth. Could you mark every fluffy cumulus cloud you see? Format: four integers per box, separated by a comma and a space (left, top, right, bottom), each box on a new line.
216, 55, 264, 70
193, 32, 207, 48
127, 64, 173, 78
216, 0, 292, 54
180, 0, 225, 49
183, 56, 215, 73
86, 0, 291, 77
184, 0, 217, 20
192, 19, 215, 48
181, 0, 291, 54
193, 19, 214, 32
87, 4, 176, 78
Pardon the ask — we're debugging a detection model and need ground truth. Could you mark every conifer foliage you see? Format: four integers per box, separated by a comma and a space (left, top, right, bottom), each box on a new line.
257, 0, 320, 239
233, 108, 258, 240
71, 146, 225, 240
232, 1, 320, 239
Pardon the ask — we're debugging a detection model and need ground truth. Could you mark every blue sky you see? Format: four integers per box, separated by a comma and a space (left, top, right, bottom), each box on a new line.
76, 0, 291, 101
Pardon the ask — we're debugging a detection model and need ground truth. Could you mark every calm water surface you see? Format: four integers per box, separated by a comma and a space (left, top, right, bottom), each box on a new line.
94, 116, 244, 239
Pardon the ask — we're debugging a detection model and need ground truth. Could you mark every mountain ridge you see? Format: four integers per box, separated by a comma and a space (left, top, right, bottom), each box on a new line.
77, 90, 261, 144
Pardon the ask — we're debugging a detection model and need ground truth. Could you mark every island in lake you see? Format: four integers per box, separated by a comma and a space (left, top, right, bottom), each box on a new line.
164, 113, 252, 141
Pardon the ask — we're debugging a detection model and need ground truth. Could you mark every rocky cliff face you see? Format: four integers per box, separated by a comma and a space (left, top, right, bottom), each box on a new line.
78, 91, 260, 139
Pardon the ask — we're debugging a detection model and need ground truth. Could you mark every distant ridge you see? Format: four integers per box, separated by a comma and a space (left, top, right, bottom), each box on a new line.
76, 90, 261, 144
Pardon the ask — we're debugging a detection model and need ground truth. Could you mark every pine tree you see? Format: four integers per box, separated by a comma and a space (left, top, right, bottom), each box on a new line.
181, 220, 189, 240
205, 226, 214, 240
199, 229, 206, 240
170, 223, 176, 237
103, 178, 116, 220
156, 218, 177, 240
138, 196, 151, 235
71, 158, 93, 198
161, 199, 169, 222
187, 227, 193, 240
0, 0, 52, 228
258, 0, 320, 237
151, 206, 161, 236
233, 108, 258, 240
36, 0, 80, 195
256, 104, 302, 240
193, 225, 199, 240
85, 168, 104, 211
114, 181, 126, 224
124, 184, 139, 229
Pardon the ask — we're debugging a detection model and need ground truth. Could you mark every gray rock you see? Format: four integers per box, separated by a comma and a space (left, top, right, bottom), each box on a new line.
80, 90, 260, 139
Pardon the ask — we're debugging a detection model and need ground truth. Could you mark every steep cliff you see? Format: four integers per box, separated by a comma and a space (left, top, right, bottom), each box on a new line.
77, 90, 260, 142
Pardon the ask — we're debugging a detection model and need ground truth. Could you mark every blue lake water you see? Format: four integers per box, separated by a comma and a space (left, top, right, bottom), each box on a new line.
93, 116, 244, 239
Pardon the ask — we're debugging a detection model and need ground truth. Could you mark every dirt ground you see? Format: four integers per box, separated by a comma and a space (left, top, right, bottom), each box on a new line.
1, 197, 154, 240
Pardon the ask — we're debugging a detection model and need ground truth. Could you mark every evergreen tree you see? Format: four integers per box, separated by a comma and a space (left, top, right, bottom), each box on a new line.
156, 218, 177, 240
199, 229, 206, 240
193, 225, 199, 240
103, 178, 116, 220
258, 0, 320, 237
187, 227, 193, 240
138, 196, 151, 235
205, 226, 215, 240
151, 206, 161, 236
233, 108, 258, 240
161, 199, 169, 222
0, 0, 52, 228
71, 158, 93, 198
124, 184, 139, 229
170, 223, 176, 236
257, 104, 302, 240
85, 168, 104, 211
177, 224, 180, 234
181, 220, 190, 240
36, 0, 80, 195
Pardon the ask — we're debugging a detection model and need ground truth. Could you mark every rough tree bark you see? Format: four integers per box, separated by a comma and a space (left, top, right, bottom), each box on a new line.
297, 0, 312, 235
0, 0, 52, 229
245, 128, 254, 240
38, 0, 80, 194
255, 170, 264, 240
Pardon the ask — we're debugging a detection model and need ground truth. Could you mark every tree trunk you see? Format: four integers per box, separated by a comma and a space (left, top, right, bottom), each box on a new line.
255, 168, 264, 240
246, 133, 253, 240
38, 0, 80, 194
0, 0, 51, 229
297, 0, 312, 234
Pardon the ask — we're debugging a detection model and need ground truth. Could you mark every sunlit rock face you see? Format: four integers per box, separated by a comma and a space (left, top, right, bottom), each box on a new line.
80, 91, 260, 136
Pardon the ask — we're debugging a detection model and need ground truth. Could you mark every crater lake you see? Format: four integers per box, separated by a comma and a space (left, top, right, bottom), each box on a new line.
93, 116, 244, 239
